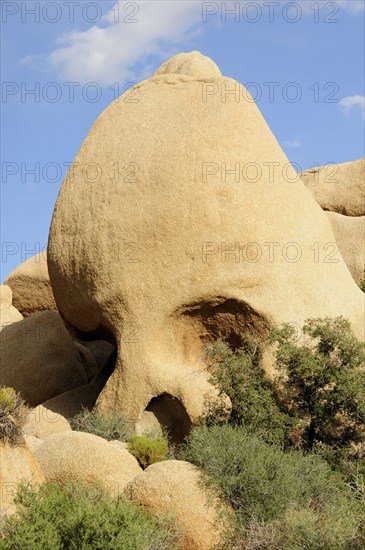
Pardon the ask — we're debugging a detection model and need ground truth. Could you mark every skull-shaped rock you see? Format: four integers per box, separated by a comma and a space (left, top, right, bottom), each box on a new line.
48, 51, 365, 440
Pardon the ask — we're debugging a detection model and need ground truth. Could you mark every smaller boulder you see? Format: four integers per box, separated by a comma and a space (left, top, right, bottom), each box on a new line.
125, 460, 226, 550
326, 212, 365, 284
41, 383, 100, 420
81, 340, 115, 372
34, 431, 142, 496
4, 251, 56, 317
0, 439, 44, 516
74, 341, 99, 380
23, 405, 71, 439
0, 311, 89, 406
0, 284, 23, 329
42, 349, 117, 419
300, 158, 365, 216
109, 440, 129, 451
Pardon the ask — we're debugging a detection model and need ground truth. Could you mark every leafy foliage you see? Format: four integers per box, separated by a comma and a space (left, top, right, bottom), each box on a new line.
206, 339, 294, 446
0, 387, 27, 445
188, 318, 365, 547
182, 425, 365, 549
128, 435, 168, 469
70, 408, 131, 442
270, 317, 365, 451
0, 482, 182, 550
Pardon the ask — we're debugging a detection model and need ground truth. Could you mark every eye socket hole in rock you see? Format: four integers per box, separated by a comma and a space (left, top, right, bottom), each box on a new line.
181, 297, 271, 352
141, 393, 193, 444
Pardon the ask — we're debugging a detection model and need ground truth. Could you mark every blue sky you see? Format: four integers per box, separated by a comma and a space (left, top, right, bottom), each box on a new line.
1, 0, 364, 280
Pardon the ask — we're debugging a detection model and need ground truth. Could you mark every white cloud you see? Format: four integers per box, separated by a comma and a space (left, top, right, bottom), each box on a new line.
338, 95, 365, 120
336, 0, 365, 14
25, 1, 203, 85
21, 0, 364, 86
283, 139, 301, 149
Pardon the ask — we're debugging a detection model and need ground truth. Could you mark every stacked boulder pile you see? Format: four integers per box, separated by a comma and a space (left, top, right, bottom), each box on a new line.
1, 51, 364, 548
300, 157, 365, 285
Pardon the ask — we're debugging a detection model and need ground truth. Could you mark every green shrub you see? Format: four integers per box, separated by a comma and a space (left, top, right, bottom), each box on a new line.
270, 317, 365, 451
70, 408, 131, 442
0, 481, 182, 550
206, 339, 294, 446
128, 435, 168, 469
181, 424, 365, 549
0, 387, 27, 445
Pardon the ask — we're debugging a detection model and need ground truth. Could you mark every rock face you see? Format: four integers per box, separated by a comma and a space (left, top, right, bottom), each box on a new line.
41, 349, 117, 419
4, 251, 57, 317
300, 158, 365, 217
48, 51, 365, 437
80, 340, 115, 373
125, 460, 225, 550
0, 284, 23, 329
155, 50, 221, 78
0, 440, 44, 516
23, 405, 71, 439
0, 311, 89, 406
326, 212, 365, 285
24, 434, 45, 453
33, 431, 142, 496
41, 383, 102, 420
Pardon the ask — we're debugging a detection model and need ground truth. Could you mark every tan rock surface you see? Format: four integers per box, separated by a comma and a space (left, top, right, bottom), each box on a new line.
34, 431, 142, 496
326, 212, 365, 284
48, 51, 365, 436
41, 349, 117, 419
23, 405, 71, 439
0, 284, 23, 329
0, 311, 89, 406
0, 440, 44, 516
74, 341, 99, 379
24, 434, 45, 452
41, 383, 101, 420
154, 50, 221, 78
4, 251, 56, 317
125, 460, 225, 550
300, 158, 365, 216
80, 340, 115, 373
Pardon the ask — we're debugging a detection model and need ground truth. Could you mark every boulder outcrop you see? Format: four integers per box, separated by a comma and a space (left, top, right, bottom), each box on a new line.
125, 460, 226, 550
0, 284, 23, 329
4, 251, 56, 317
300, 158, 365, 217
47, 51, 365, 436
0, 440, 44, 516
326, 212, 365, 285
34, 431, 142, 496
23, 405, 71, 439
0, 311, 89, 406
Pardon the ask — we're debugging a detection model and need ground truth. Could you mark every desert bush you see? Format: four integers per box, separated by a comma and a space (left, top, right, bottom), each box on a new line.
181, 424, 365, 549
128, 435, 168, 469
0, 481, 182, 550
270, 317, 365, 451
0, 387, 27, 445
205, 339, 294, 446
70, 408, 131, 442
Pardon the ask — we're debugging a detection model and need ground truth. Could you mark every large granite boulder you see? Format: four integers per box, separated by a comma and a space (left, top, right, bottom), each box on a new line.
47, 51, 365, 438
